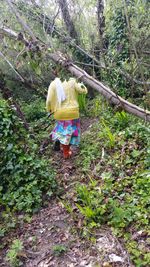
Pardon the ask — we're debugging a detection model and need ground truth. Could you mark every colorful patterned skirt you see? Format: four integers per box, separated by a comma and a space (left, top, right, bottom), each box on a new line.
51, 119, 80, 145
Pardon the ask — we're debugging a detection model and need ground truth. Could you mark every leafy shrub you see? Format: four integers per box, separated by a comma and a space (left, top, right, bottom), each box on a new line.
76, 176, 136, 228
78, 132, 101, 172
6, 239, 24, 267
52, 244, 67, 256
99, 120, 116, 148
75, 99, 150, 265
0, 99, 57, 213
114, 110, 130, 129
22, 98, 46, 122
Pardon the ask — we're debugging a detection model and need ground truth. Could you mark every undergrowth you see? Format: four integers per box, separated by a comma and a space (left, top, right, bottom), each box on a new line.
0, 99, 57, 242
75, 96, 150, 266
1, 94, 150, 266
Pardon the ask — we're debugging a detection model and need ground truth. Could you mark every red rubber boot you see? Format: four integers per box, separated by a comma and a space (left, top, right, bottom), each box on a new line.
61, 144, 72, 159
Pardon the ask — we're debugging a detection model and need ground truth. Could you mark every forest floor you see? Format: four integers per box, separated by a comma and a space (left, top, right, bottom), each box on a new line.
1, 117, 132, 267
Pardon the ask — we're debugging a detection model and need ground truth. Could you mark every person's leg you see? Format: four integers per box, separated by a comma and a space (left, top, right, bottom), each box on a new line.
51, 121, 61, 151
61, 144, 72, 159
53, 140, 60, 151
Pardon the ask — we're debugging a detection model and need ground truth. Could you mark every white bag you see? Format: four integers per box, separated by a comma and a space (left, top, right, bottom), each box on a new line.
55, 78, 66, 106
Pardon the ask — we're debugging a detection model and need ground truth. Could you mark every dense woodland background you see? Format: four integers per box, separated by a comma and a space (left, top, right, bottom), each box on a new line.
0, 1, 150, 266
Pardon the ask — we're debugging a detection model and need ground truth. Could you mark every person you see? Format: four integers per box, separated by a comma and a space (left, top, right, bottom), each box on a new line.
46, 77, 87, 159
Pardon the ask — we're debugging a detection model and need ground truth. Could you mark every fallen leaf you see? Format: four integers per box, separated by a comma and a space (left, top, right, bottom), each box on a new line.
109, 254, 124, 263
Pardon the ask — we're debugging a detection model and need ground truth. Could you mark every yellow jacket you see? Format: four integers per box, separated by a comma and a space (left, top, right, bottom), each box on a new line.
46, 78, 87, 120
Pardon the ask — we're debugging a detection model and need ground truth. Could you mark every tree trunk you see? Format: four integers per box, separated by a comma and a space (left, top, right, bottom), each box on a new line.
97, 0, 105, 41
57, 0, 79, 42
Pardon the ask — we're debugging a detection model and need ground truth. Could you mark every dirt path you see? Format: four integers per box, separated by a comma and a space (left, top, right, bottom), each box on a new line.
1, 118, 132, 267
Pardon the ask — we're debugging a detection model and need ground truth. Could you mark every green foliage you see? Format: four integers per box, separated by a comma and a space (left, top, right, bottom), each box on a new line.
0, 1, 150, 265
114, 110, 130, 129
0, 99, 57, 213
103, 5, 130, 96
61, 201, 73, 214
77, 163, 150, 265
76, 98, 150, 265
22, 98, 46, 122
100, 120, 116, 148
52, 244, 67, 256
78, 138, 101, 172
103, 0, 150, 100
92, 97, 102, 117
78, 93, 87, 112
76, 175, 143, 228
107, 8, 129, 65
6, 239, 24, 267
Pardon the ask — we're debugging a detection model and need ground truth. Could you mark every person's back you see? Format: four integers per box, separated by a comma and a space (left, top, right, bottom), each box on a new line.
46, 78, 87, 120
46, 77, 87, 159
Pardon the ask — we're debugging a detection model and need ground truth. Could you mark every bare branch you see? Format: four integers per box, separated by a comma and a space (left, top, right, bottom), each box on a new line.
0, 50, 25, 82
1, 26, 149, 87
1, 26, 150, 121
120, 69, 150, 86
75, 61, 150, 86
6, 0, 37, 42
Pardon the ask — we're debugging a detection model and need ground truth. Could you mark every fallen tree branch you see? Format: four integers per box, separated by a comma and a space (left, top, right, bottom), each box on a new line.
49, 53, 150, 122
12, 1, 149, 88
0, 27, 28, 45
13, 1, 104, 68
1, 27, 150, 122
1, 26, 149, 87
75, 60, 150, 86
